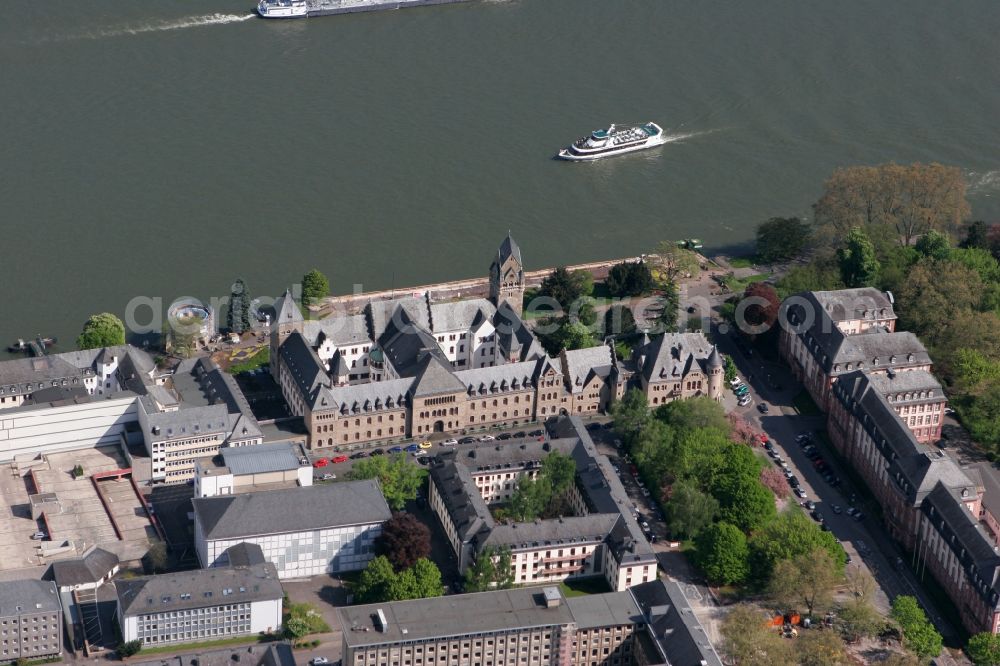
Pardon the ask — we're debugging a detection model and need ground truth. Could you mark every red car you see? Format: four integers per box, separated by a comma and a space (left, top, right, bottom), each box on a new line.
757, 434, 769, 444
332, 455, 349, 464
313, 458, 329, 468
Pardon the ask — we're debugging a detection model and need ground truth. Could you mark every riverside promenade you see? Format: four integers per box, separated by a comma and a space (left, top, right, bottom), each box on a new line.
314, 254, 667, 317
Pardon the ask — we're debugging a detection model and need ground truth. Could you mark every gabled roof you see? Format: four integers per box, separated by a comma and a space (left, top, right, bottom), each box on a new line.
220, 442, 304, 476
278, 331, 328, 401
562, 345, 614, 394
639, 332, 714, 383
430, 299, 497, 334
274, 289, 303, 327
811, 287, 896, 322
493, 303, 545, 363
324, 378, 414, 414
0, 580, 60, 616
50, 546, 119, 588
378, 310, 450, 379
365, 296, 431, 340
629, 580, 724, 666
454, 361, 538, 397
306, 314, 371, 348
410, 354, 467, 398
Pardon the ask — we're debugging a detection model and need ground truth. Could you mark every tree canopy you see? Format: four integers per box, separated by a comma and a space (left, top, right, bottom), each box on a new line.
739, 282, 781, 333
720, 605, 793, 666
348, 454, 427, 510
301, 269, 330, 307
748, 509, 845, 584
650, 241, 700, 286
837, 227, 880, 288
463, 546, 515, 592
813, 162, 969, 247
374, 512, 431, 570
77, 312, 126, 349
967, 632, 1000, 666
694, 522, 749, 585
603, 304, 638, 340
755, 217, 811, 263
228, 278, 253, 334
890, 596, 942, 659
768, 547, 842, 617
914, 229, 951, 260
504, 451, 577, 521
354, 555, 443, 603
539, 267, 592, 310
605, 260, 654, 297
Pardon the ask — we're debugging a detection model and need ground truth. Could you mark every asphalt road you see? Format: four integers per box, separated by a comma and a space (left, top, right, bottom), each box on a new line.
715, 324, 959, 640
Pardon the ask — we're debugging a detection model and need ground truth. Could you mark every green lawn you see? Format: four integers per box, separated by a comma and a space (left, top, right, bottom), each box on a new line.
560, 577, 612, 597
130, 635, 270, 656
727, 256, 756, 269
726, 273, 773, 292
229, 347, 270, 374
792, 390, 821, 416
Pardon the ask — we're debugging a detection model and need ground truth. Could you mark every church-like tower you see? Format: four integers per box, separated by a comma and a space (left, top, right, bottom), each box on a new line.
270, 288, 303, 380
707, 345, 724, 401
489, 232, 525, 316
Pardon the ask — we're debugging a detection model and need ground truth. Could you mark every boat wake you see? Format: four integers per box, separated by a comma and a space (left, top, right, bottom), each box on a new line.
968, 169, 1000, 196
48, 13, 256, 42
661, 128, 722, 144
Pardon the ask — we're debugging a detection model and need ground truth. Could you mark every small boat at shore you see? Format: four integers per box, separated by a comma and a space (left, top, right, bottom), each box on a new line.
257, 0, 308, 18
557, 122, 666, 161
7, 336, 57, 353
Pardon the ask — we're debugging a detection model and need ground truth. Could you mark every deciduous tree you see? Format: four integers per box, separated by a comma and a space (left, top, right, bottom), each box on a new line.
605, 260, 654, 297
755, 217, 811, 263
603, 304, 638, 339
915, 229, 951, 260
759, 467, 789, 498
749, 509, 845, 584
301, 269, 330, 307
962, 221, 992, 250
768, 548, 841, 617
891, 596, 943, 659
720, 605, 792, 666
348, 454, 427, 510
694, 522, 749, 585
650, 241, 700, 286
77, 312, 126, 349
739, 282, 781, 331
464, 546, 514, 592
354, 555, 397, 604
798, 629, 848, 666
837, 227, 880, 288
664, 480, 719, 539
539, 267, 591, 309
967, 632, 1000, 666
374, 512, 431, 570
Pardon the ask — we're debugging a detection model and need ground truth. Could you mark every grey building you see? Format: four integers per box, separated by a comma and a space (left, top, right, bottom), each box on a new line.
115, 545, 283, 646
628, 580, 723, 666
0, 579, 63, 660
339, 585, 642, 666
193, 480, 392, 578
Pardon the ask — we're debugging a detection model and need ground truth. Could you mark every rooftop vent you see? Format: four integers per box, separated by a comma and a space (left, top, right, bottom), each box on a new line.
541, 587, 561, 608
376, 608, 389, 632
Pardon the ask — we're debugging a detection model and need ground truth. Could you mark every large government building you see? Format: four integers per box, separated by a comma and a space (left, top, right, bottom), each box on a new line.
271, 235, 723, 452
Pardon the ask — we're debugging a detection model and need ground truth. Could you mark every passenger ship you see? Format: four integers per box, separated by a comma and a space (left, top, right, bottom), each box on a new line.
557, 122, 666, 161
257, 0, 309, 18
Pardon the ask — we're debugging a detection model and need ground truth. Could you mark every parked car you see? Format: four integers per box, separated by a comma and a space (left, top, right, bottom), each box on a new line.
30, 532, 47, 540
418, 440, 433, 449
783, 469, 794, 479
788, 476, 800, 487
757, 403, 769, 414
479, 435, 495, 442
846, 507, 858, 517
350, 451, 369, 460
804, 500, 816, 511
529, 430, 544, 437
311, 658, 329, 666
794, 487, 807, 499
853, 512, 866, 522
729, 377, 743, 387
459, 437, 477, 444
497, 432, 512, 440
412, 450, 428, 457
514, 431, 527, 438
312, 458, 329, 468
810, 510, 824, 523
332, 455, 348, 464
316, 473, 335, 481
370, 448, 385, 456
763, 440, 774, 451
387, 446, 404, 454
441, 438, 458, 447
738, 396, 753, 407
404, 444, 420, 453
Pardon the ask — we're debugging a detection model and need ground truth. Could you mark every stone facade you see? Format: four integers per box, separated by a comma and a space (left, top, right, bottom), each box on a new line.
633, 333, 724, 406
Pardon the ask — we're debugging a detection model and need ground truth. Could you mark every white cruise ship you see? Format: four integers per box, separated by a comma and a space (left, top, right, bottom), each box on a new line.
557, 122, 666, 161
257, 0, 309, 18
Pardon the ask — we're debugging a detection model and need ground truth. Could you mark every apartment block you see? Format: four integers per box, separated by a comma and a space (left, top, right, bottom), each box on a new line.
0, 579, 62, 660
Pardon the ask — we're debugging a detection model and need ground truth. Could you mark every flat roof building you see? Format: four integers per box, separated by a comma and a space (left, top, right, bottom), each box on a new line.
193, 480, 392, 578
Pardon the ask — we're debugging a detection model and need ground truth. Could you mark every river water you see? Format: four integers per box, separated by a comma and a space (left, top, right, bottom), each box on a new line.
2, 0, 999, 349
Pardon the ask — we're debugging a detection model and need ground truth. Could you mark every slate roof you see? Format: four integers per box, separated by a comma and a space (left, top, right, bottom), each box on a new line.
891, 450, 976, 505
50, 546, 119, 588
409, 354, 467, 398
131, 643, 295, 666
484, 514, 619, 549
379, 312, 450, 379
193, 479, 391, 540
564, 590, 643, 629
428, 460, 494, 544
562, 345, 614, 394
494, 304, 544, 363
220, 442, 304, 476
497, 232, 523, 267
811, 287, 896, 323
629, 580, 724, 666
454, 361, 538, 397
0, 579, 60, 616
324, 378, 413, 414
223, 542, 267, 568
0, 345, 155, 399
366, 297, 431, 341
306, 314, 371, 348
278, 331, 328, 402
867, 369, 944, 402
116, 560, 282, 617
274, 289, 303, 327
639, 332, 714, 384
430, 299, 496, 334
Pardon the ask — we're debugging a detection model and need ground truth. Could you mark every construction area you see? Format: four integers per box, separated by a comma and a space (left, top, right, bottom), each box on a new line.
0, 445, 160, 573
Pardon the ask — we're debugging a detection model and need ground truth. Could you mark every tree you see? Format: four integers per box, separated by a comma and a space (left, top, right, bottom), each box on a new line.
285, 615, 311, 638
723, 356, 737, 384
797, 630, 848, 666
664, 480, 719, 539
145, 542, 169, 573
838, 596, 886, 644
749, 509, 845, 584
228, 278, 253, 334
739, 282, 781, 332
915, 229, 951, 260
756, 217, 811, 263
464, 546, 514, 592
813, 162, 970, 247
536, 317, 598, 356
714, 475, 775, 533
354, 555, 398, 604
775, 256, 844, 299
611, 389, 651, 448
604, 304, 638, 339
650, 281, 680, 333
374, 512, 431, 570
655, 395, 730, 434
606, 260, 654, 297
768, 548, 841, 617
720, 605, 793, 666
650, 241, 700, 286
77, 312, 126, 349
694, 522, 749, 585
117, 640, 143, 658
348, 454, 428, 510
967, 632, 1000, 666
388, 558, 445, 601
301, 269, 330, 308
837, 227, 880, 288
539, 267, 591, 310
963, 220, 992, 250
891, 596, 943, 659
895, 258, 983, 349
506, 452, 577, 521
